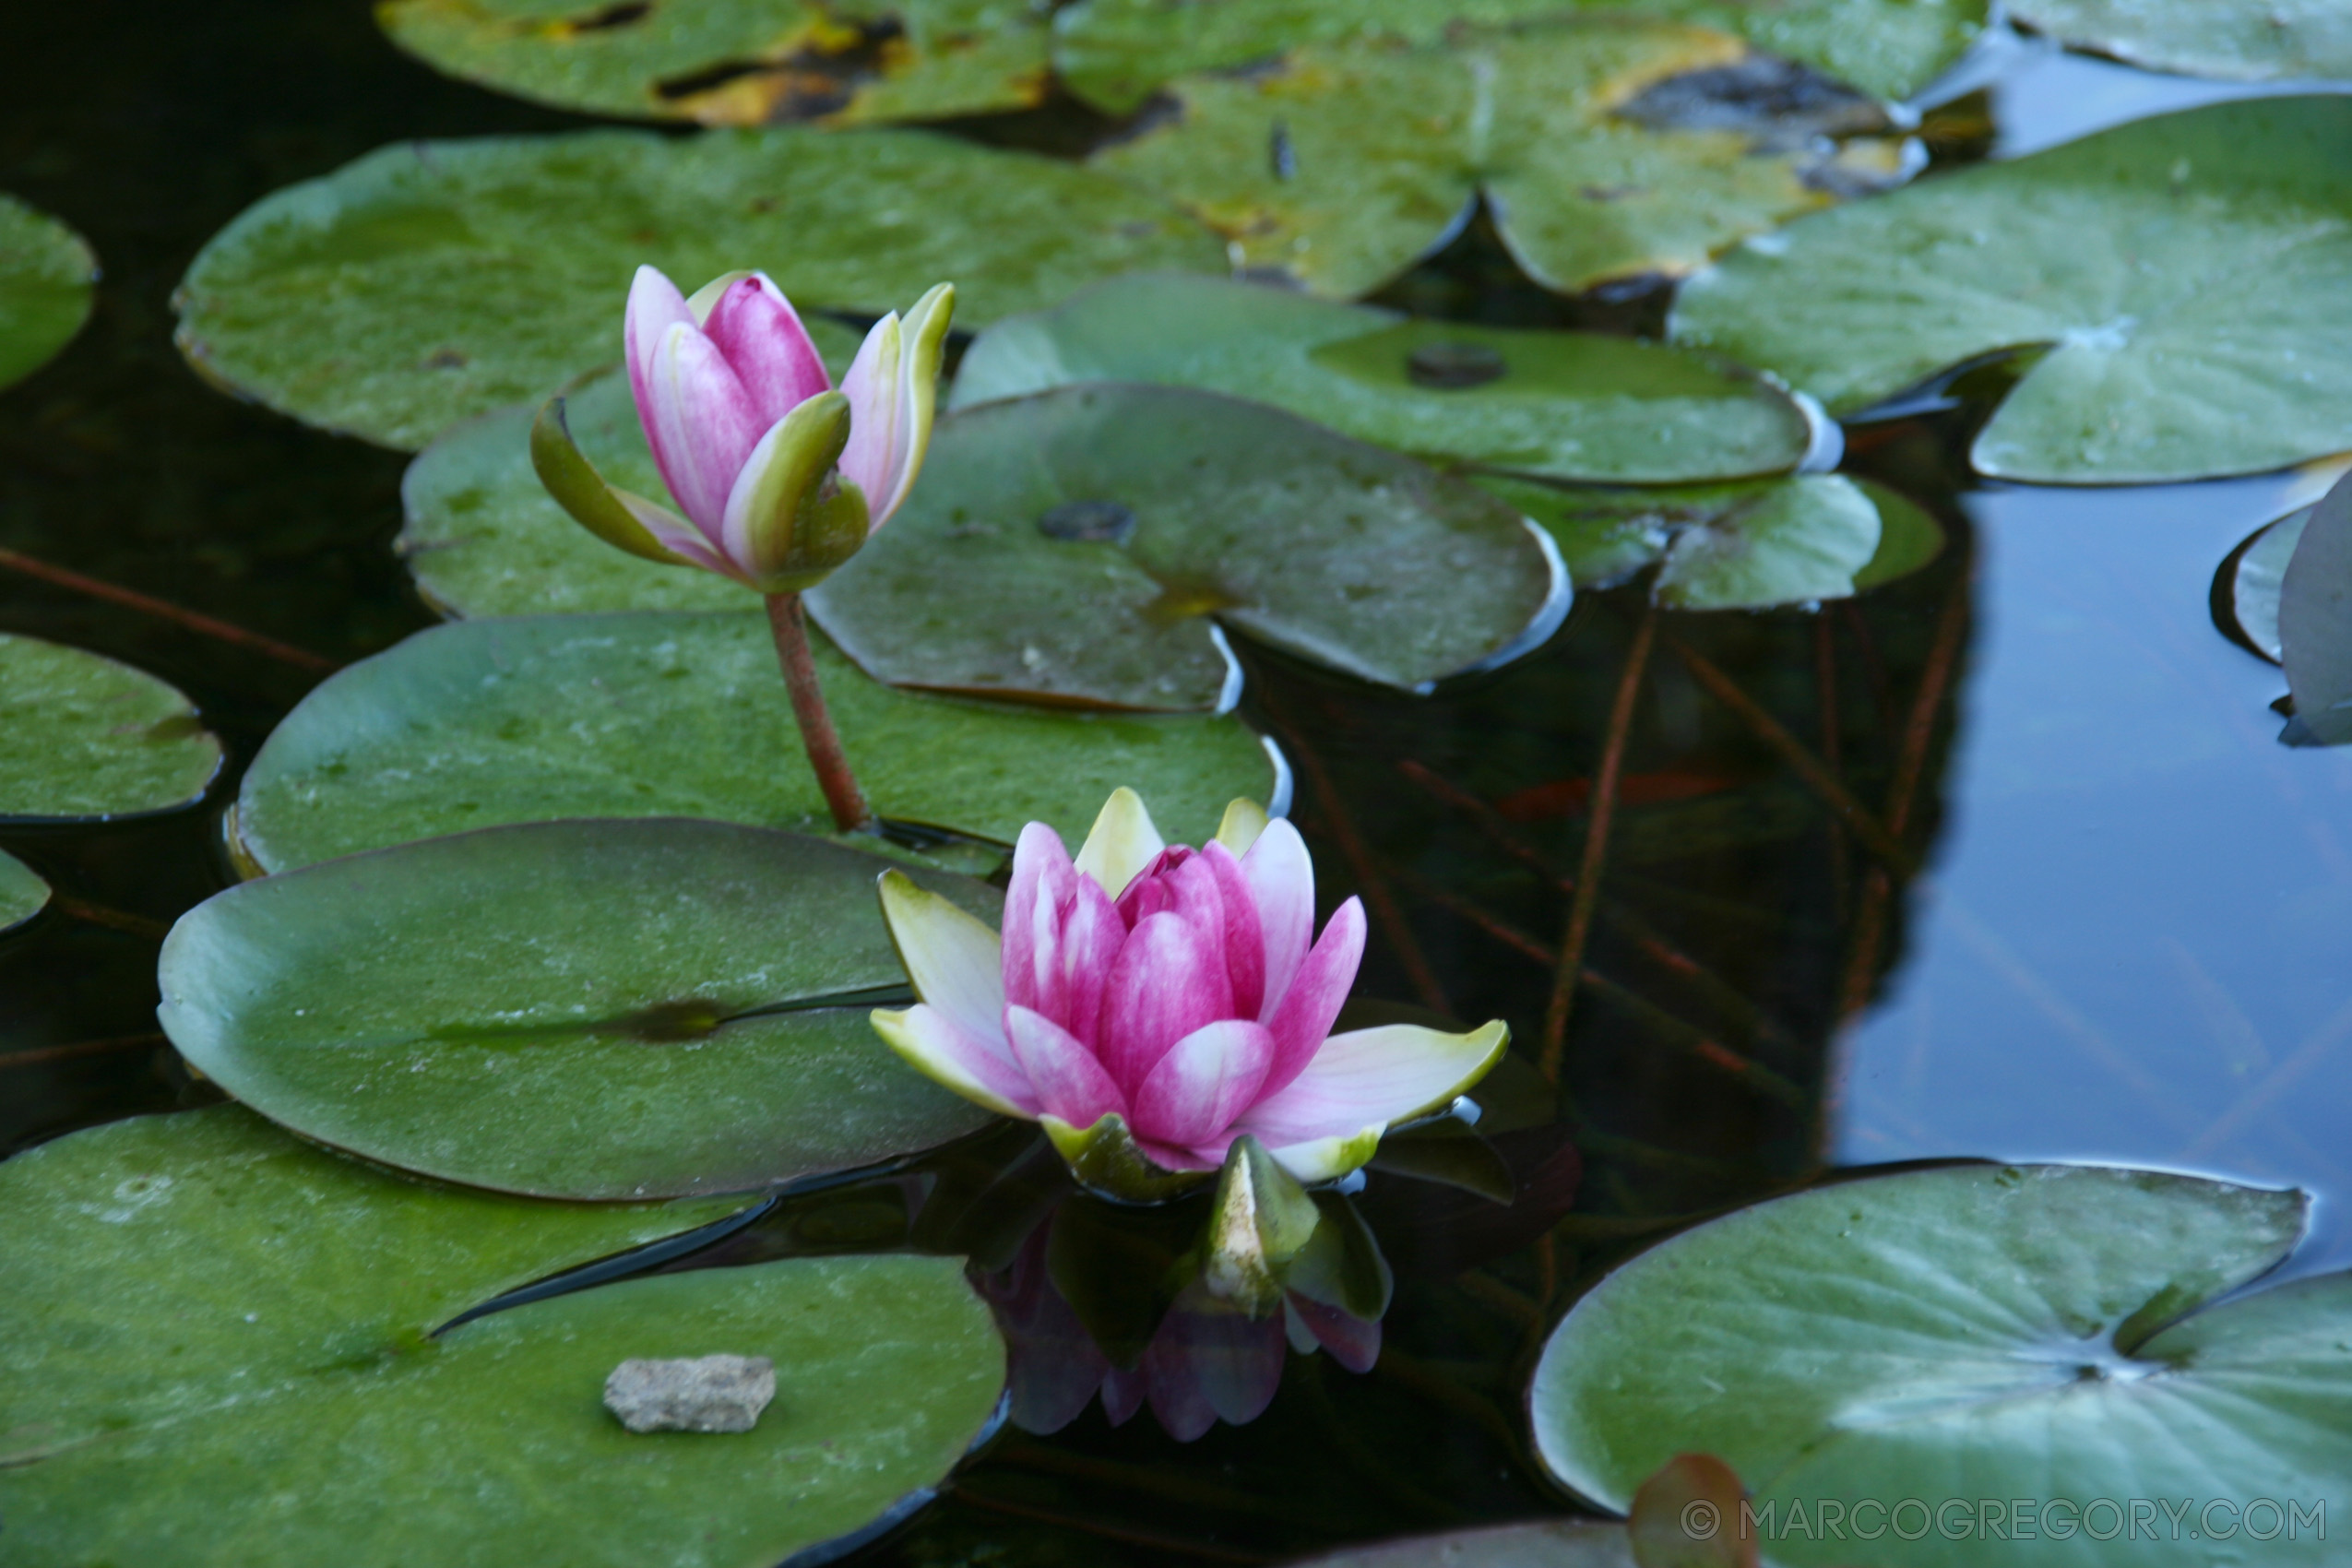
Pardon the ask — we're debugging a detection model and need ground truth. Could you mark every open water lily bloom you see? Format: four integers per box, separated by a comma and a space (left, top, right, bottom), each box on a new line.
873, 789, 1509, 1197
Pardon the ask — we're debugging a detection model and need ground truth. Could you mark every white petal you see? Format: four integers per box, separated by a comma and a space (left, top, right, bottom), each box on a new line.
1234, 1021, 1509, 1148
872, 1004, 1036, 1119
876, 870, 1005, 1043
1213, 798, 1269, 858
1075, 787, 1166, 900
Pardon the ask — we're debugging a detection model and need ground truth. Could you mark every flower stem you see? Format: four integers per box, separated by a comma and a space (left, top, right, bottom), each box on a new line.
763, 590, 873, 833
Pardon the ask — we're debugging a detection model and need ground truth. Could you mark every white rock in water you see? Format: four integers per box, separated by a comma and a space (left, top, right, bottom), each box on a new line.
602, 1354, 776, 1433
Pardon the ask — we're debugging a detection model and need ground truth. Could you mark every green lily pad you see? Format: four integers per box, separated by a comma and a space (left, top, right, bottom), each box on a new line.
0, 1108, 1004, 1568
0, 194, 96, 391
0, 635, 224, 821
1053, 0, 1987, 114
174, 127, 1221, 451
1479, 473, 1938, 610
2217, 503, 2311, 662
379, 0, 1051, 126
948, 273, 1812, 484
161, 818, 1003, 1199
1531, 1163, 2351, 1567
1092, 19, 1862, 299
809, 383, 1563, 708
2013, 0, 2352, 83
0, 847, 50, 932
1671, 97, 2352, 484
2280, 470, 2352, 746
232, 610, 1277, 872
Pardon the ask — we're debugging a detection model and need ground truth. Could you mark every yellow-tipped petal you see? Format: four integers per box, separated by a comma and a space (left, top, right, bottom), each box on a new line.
875, 870, 1004, 1040
1213, 798, 1270, 858
1074, 787, 1166, 899
1264, 1126, 1385, 1186
884, 281, 956, 517
871, 1006, 1031, 1119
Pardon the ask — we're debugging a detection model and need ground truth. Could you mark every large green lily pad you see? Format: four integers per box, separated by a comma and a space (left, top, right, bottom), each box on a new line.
1672, 98, 2352, 484
948, 273, 1812, 484
233, 611, 1277, 871
0, 847, 50, 932
1479, 473, 1941, 610
0, 1108, 1004, 1568
809, 384, 1562, 708
0, 634, 223, 821
1053, 0, 1987, 113
1093, 19, 1863, 299
0, 194, 96, 391
379, 0, 1051, 126
2013, 0, 2352, 83
160, 818, 1002, 1199
174, 126, 1221, 450
1532, 1163, 2351, 1567
2280, 469, 2352, 746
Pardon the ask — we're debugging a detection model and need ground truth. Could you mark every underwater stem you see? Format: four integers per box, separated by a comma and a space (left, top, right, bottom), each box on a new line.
764, 590, 873, 833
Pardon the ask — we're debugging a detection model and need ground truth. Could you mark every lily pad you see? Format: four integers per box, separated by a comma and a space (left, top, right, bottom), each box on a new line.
1671, 97, 2352, 484
379, 0, 1051, 126
2013, 0, 2352, 83
0, 194, 96, 391
1053, 0, 1987, 113
232, 611, 1277, 871
0, 847, 50, 932
809, 384, 1563, 708
0, 635, 223, 821
174, 126, 1221, 450
0, 1108, 1004, 1568
2215, 504, 2310, 662
2279, 469, 2352, 746
1531, 1163, 2352, 1567
948, 273, 1813, 484
160, 818, 1004, 1199
1092, 19, 1862, 299
1479, 473, 1939, 610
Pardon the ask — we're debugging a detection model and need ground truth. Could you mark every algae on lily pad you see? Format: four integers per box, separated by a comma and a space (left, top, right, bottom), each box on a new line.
1532, 1162, 2351, 1567
0, 635, 223, 821
233, 611, 1277, 872
950, 273, 1813, 484
174, 126, 1221, 450
0, 194, 96, 391
0, 1108, 1004, 1568
379, 0, 1051, 126
0, 847, 50, 932
161, 819, 1003, 1198
1093, 18, 1876, 299
2013, 0, 2352, 83
1673, 97, 2352, 484
810, 384, 1563, 708
2279, 469, 2352, 746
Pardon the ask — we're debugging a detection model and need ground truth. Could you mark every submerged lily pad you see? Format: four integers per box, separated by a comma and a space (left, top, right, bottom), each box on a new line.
2013, 0, 2352, 83
2216, 504, 2311, 662
2279, 470, 2352, 746
0, 1108, 1004, 1568
1093, 19, 1866, 299
949, 273, 1812, 484
1673, 97, 2352, 484
0, 635, 223, 821
174, 127, 1220, 450
233, 611, 1276, 871
0, 195, 96, 391
0, 848, 49, 932
1532, 1163, 2351, 1566
811, 384, 1562, 708
161, 819, 1002, 1198
380, 0, 1051, 126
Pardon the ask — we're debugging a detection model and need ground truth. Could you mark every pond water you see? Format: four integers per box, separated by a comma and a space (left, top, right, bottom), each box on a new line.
5, 2, 2350, 1564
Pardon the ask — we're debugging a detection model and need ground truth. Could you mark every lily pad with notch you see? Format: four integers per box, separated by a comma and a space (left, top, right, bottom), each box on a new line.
173, 126, 1222, 450
1671, 97, 2352, 484
0, 194, 96, 392
949, 273, 1814, 484
809, 383, 1564, 710
0, 1107, 1004, 1568
232, 610, 1278, 872
0, 634, 223, 821
2011, 0, 2352, 84
2278, 469, 2352, 746
2213, 502, 2310, 662
0, 848, 49, 932
1531, 1162, 2351, 1567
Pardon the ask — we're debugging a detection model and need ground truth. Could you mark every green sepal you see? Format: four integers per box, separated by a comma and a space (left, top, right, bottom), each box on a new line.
732, 390, 873, 592
529, 394, 696, 568
1284, 1192, 1395, 1323
1040, 1111, 1216, 1205
1202, 1134, 1323, 1314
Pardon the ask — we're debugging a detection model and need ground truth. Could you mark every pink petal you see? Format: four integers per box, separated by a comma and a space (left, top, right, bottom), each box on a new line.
1003, 821, 1075, 1018
1055, 876, 1125, 1053
639, 321, 764, 540
1201, 841, 1265, 1021
1146, 1294, 1287, 1437
871, 1003, 1039, 1119
1234, 1021, 1507, 1149
1241, 818, 1315, 1021
624, 265, 695, 428
1098, 911, 1233, 1096
1005, 1005, 1128, 1130
1256, 897, 1365, 1100
1133, 1019, 1275, 1148
1288, 1296, 1380, 1373
837, 312, 902, 517
1100, 1366, 1146, 1427
699, 272, 832, 427
1113, 847, 1183, 925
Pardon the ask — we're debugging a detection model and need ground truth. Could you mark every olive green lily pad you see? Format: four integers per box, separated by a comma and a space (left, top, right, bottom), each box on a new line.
0, 1108, 1004, 1568
379, 0, 1051, 126
1672, 97, 2352, 484
1531, 1163, 2351, 1567
0, 635, 223, 821
0, 194, 96, 391
2013, 0, 2352, 83
2280, 469, 2352, 746
174, 127, 1221, 451
1092, 19, 1862, 299
160, 818, 1003, 1199
948, 273, 1812, 484
1053, 0, 1987, 114
1479, 473, 1939, 610
2217, 503, 2311, 662
233, 610, 1277, 872
809, 384, 1563, 708
0, 847, 50, 932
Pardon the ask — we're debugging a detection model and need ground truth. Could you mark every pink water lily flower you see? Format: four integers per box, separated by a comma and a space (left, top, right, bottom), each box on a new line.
873, 789, 1508, 1195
